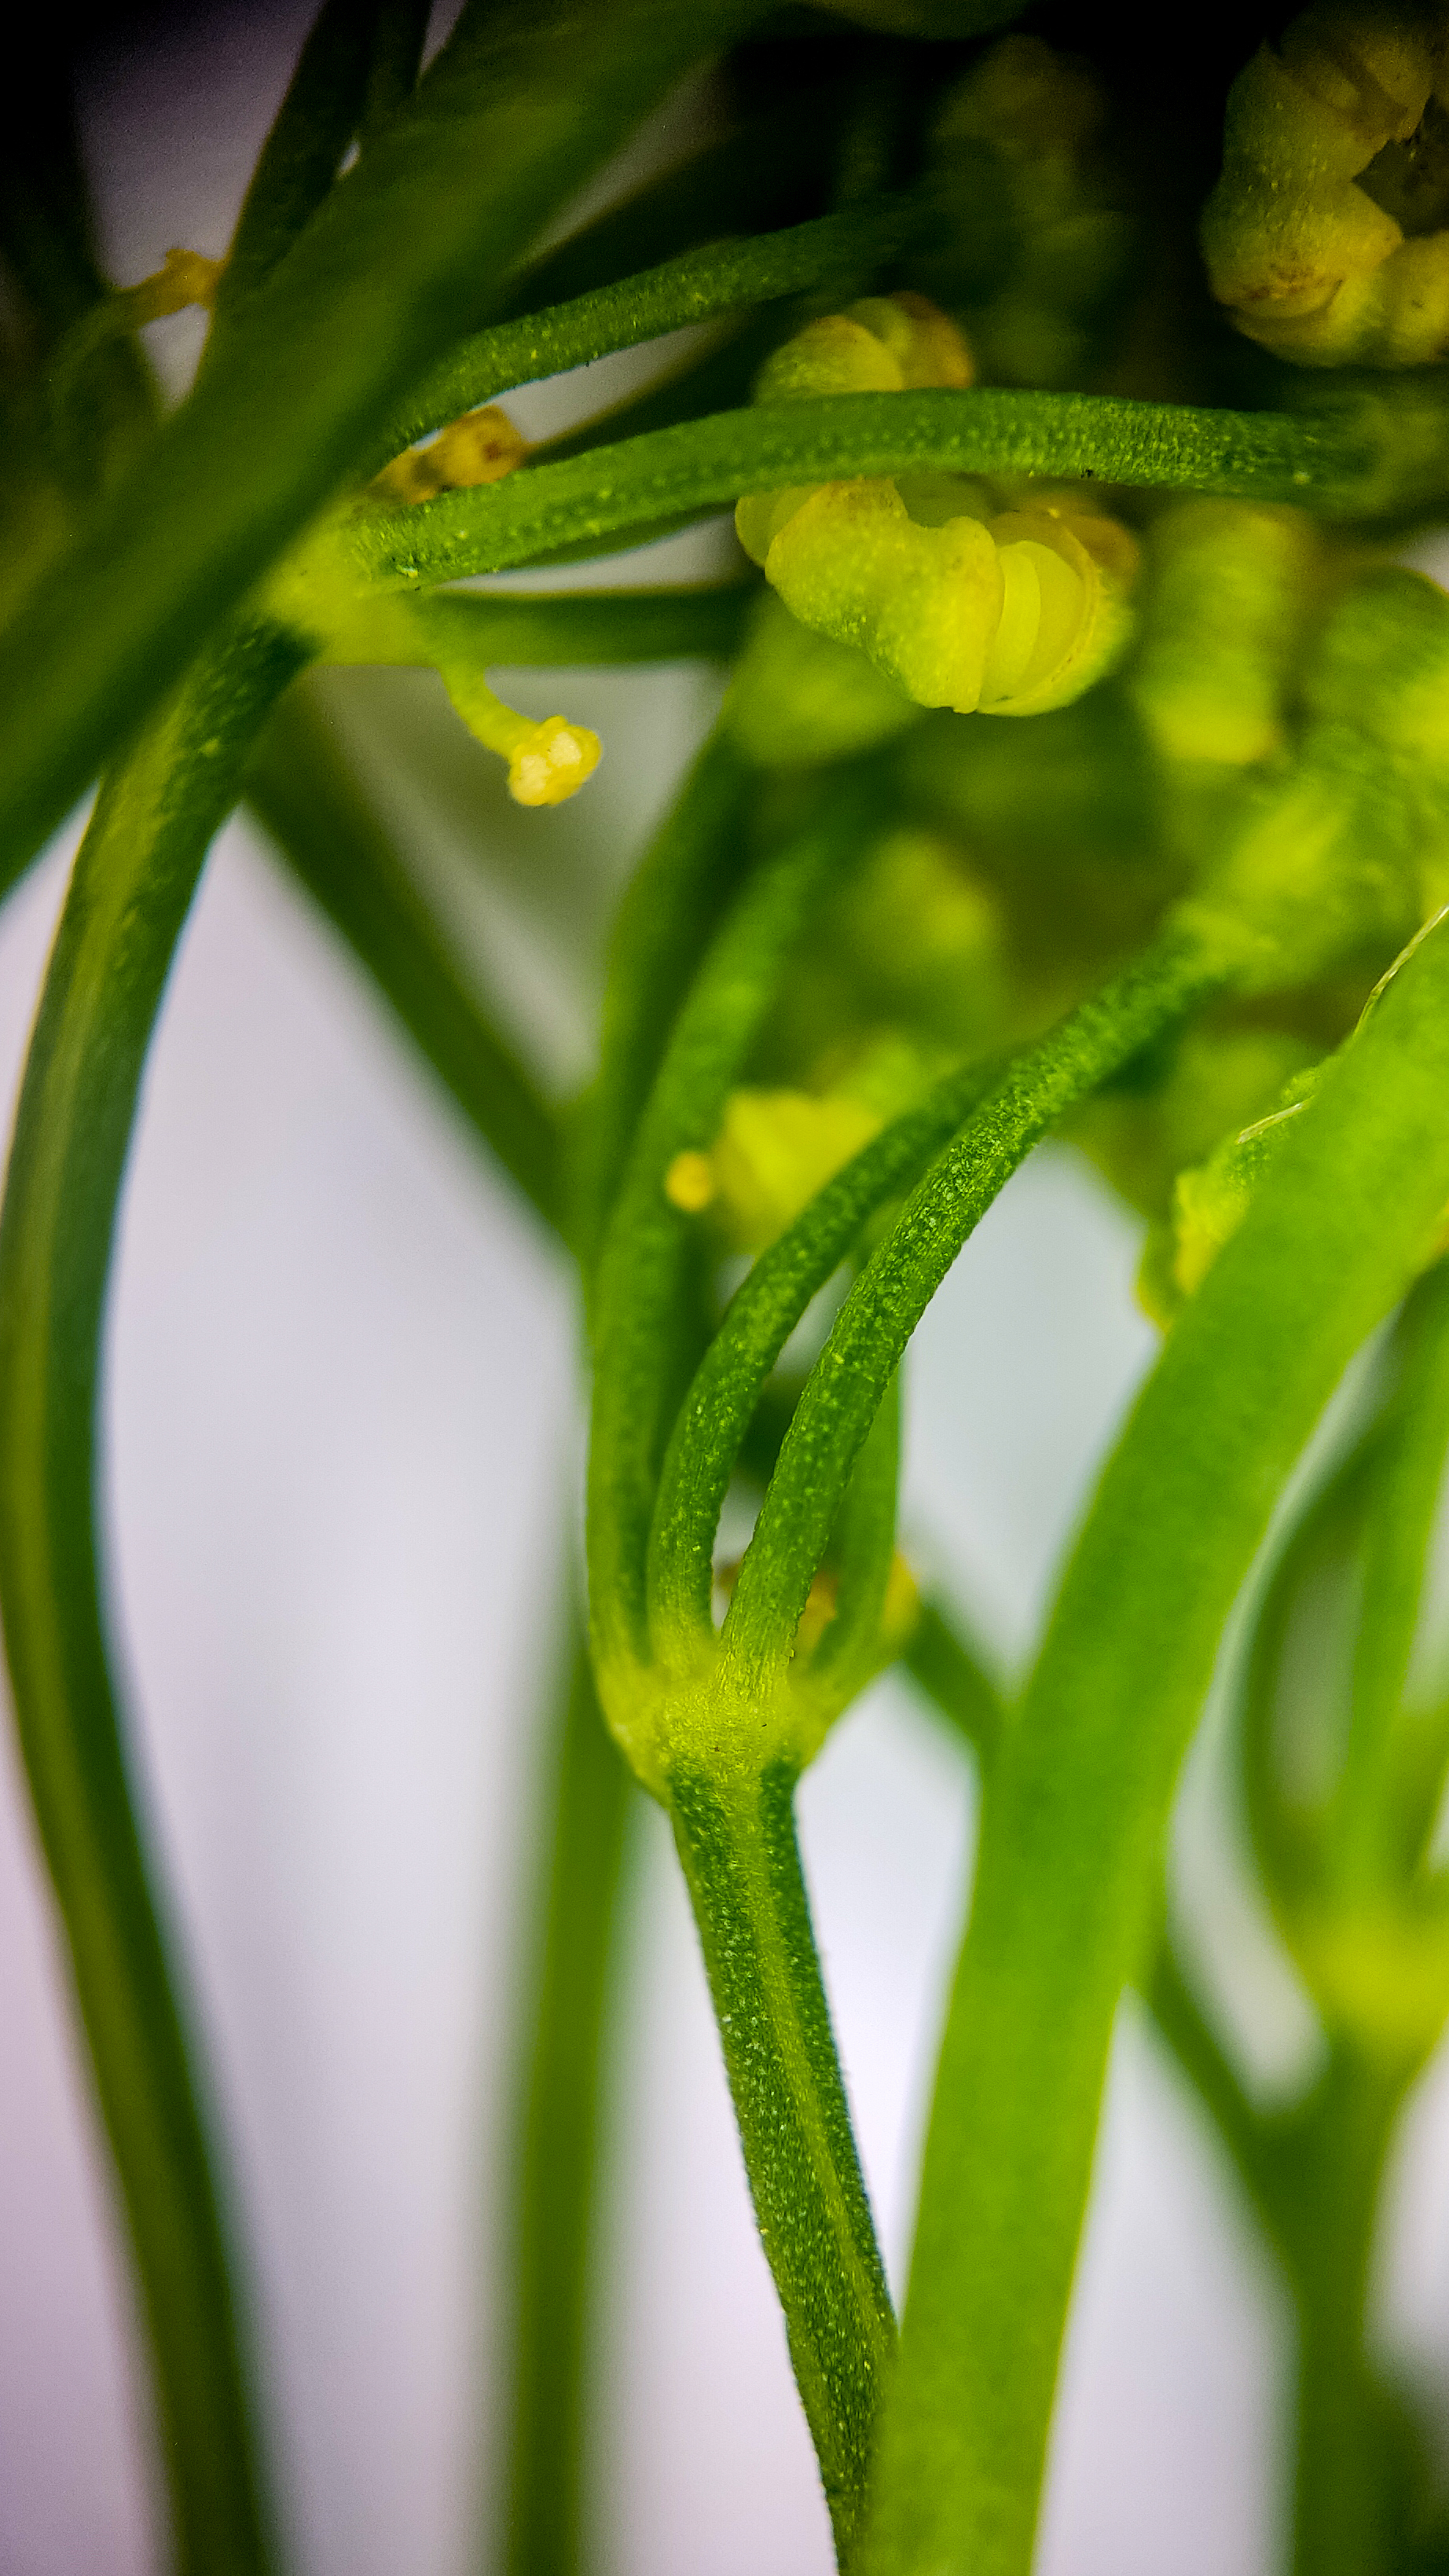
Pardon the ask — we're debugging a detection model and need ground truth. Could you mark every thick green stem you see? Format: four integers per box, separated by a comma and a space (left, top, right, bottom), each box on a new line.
246, 683, 563, 1233
862, 917, 1449, 2576
0, 622, 303, 2572
669, 1758, 895, 2569
503, 1623, 633, 2576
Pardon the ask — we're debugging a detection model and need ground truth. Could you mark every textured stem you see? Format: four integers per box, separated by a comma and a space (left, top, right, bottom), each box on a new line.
352, 388, 1385, 590
863, 917, 1449, 2576
670, 1759, 894, 2567
0, 621, 303, 2571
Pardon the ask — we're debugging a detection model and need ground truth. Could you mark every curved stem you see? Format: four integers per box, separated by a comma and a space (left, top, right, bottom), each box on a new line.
647, 1051, 1003, 1657
861, 916, 1449, 2576
724, 935, 1220, 1694
669, 1758, 894, 2568
377, 198, 913, 461
577, 730, 753, 1276
588, 780, 867, 1678
351, 389, 1384, 590
0, 621, 302, 2570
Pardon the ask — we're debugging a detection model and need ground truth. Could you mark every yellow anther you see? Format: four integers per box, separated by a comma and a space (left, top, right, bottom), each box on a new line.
665, 1152, 717, 1214
752, 293, 972, 407
669, 1088, 885, 1253
504, 715, 601, 808
369, 404, 529, 505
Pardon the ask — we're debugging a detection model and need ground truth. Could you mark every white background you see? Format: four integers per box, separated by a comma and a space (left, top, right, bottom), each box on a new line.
3, 9, 1449, 2570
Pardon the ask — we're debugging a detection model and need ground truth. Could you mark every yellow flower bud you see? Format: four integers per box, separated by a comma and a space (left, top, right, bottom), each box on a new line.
369, 405, 528, 505
666, 1088, 884, 1253
1128, 501, 1326, 766
754, 480, 1135, 718
1201, 2, 1449, 365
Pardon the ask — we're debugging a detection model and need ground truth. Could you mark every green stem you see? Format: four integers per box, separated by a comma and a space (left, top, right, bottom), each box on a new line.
0, 621, 303, 2573
577, 730, 754, 1275
352, 389, 1386, 590
669, 1758, 895, 2568
1340, 1260, 1449, 1888
245, 683, 563, 1232
899, 1595, 1006, 1773
724, 935, 1220, 1693
1281, 2053, 1406, 2576
379, 199, 913, 459
503, 1620, 633, 2576
862, 916, 1449, 2576
809, 1367, 901, 1701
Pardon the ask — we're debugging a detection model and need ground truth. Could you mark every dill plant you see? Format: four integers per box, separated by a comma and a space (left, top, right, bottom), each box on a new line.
5, 3, 1449, 2571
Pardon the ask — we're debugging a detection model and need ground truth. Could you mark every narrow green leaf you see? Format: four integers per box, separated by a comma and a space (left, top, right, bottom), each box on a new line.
865, 917, 1449, 2576
357, 580, 753, 668
211, 0, 389, 325
354, 390, 1382, 589
380, 198, 915, 457
0, 622, 303, 2574
245, 684, 564, 1232
0, 0, 765, 894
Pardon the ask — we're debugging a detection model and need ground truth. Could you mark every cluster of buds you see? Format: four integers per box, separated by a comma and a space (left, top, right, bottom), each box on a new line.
1202, 0, 1449, 363
736, 295, 1139, 718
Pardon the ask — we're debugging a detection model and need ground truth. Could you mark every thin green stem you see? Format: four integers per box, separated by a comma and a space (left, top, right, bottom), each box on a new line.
245, 683, 563, 1233
352, 389, 1388, 591
899, 1595, 1006, 1772
1282, 2053, 1407, 2576
588, 784, 860, 1675
403, 583, 752, 670
1340, 1261, 1449, 1889
862, 916, 1449, 2576
647, 1051, 1003, 1657
724, 936, 1221, 1694
809, 1367, 901, 1701
669, 1757, 894, 2568
576, 729, 754, 1275
0, 619, 303, 2574
378, 199, 913, 460
502, 1616, 633, 2576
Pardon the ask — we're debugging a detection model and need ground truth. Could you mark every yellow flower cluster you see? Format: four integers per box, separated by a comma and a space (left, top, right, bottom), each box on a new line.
736, 296, 1138, 717
1202, 1, 1449, 364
